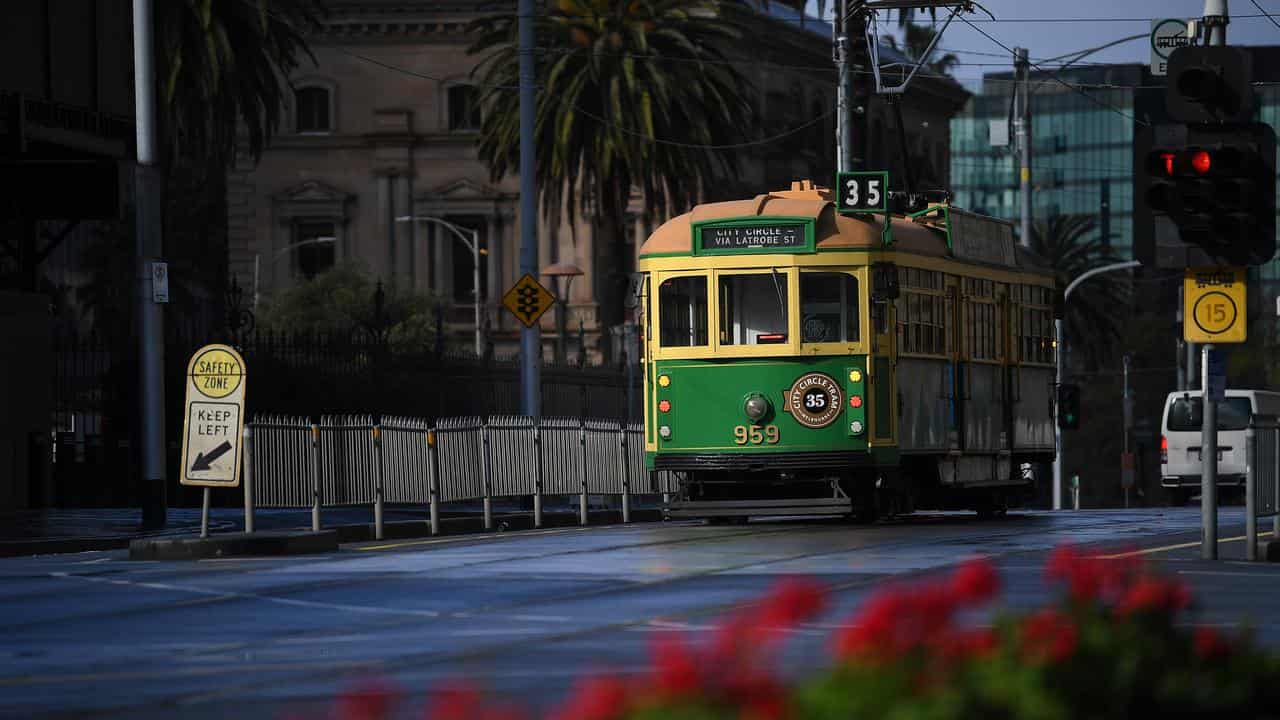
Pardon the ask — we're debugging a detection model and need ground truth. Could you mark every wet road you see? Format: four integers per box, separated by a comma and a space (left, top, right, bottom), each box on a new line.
2, 507, 1278, 719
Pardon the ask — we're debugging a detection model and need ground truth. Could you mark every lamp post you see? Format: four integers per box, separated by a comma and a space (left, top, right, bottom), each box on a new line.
396, 215, 484, 358
1054, 259, 1141, 510
252, 236, 336, 310
541, 262, 583, 365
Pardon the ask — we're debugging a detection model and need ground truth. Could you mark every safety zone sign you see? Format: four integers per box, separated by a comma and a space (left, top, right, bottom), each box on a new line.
502, 273, 556, 328
1184, 267, 1246, 344
180, 344, 247, 487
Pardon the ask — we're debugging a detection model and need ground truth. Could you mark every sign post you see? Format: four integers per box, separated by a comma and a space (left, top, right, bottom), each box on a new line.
179, 344, 247, 538
1183, 268, 1244, 561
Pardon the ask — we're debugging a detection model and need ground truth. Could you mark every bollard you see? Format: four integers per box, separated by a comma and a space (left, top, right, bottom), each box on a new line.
579, 420, 589, 526
243, 426, 255, 534
619, 424, 631, 523
481, 420, 493, 531
533, 420, 543, 529
310, 422, 321, 532
427, 428, 440, 536
1071, 474, 1080, 511
1247, 428, 1257, 561
372, 423, 385, 541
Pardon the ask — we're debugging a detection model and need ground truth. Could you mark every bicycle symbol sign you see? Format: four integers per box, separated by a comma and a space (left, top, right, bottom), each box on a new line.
1183, 267, 1246, 344
502, 273, 556, 328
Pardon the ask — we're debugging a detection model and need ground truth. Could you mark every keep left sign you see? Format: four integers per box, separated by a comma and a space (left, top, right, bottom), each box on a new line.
180, 344, 247, 487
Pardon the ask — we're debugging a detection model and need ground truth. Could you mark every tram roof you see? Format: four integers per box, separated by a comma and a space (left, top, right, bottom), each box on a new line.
640, 185, 1053, 277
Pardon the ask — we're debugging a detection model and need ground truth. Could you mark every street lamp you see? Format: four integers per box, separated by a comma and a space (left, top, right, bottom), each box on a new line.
1053, 259, 1141, 510
253, 235, 337, 310
395, 215, 485, 358
541, 261, 583, 365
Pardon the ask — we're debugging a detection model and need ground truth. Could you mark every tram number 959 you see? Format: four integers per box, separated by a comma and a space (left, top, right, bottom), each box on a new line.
733, 425, 780, 445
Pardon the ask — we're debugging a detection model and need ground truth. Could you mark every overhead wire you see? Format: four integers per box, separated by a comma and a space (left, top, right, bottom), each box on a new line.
1250, 0, 1280, 30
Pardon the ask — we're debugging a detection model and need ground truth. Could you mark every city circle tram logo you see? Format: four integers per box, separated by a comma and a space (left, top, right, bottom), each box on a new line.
786, 372, 843, 429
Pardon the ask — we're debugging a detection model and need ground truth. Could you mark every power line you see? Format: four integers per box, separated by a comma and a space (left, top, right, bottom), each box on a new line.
1251, 0, 1280, 31
956, 14, 1150, 128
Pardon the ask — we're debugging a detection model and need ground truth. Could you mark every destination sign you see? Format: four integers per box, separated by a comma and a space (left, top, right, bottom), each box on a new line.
701, 224, 806, 251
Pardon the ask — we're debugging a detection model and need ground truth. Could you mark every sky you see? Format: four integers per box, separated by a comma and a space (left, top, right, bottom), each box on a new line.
805, 0, 1280, 88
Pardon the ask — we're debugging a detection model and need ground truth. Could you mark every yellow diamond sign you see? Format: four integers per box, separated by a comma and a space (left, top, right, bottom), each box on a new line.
502, 273, 556, 328
1184, 267, 1246, 344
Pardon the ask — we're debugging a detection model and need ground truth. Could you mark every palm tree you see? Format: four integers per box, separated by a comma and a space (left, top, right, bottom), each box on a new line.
468, 0, 757, 343
1028, 215, 1129, 371
157, 0, 323, 169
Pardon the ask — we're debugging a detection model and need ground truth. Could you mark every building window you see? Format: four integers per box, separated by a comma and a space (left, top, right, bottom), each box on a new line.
293, 221, 336, 279
295, 86, 331, 133
448, 85, 481, 131
446, 216, 487, 303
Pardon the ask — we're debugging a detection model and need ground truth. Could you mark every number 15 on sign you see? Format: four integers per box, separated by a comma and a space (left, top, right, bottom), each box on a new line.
836, 171, 888, 214
1184, 267, 1246, 344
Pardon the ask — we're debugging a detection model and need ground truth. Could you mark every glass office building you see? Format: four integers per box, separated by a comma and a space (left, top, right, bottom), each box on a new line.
951, 58, 1280, 301
950, 64, 1141, 258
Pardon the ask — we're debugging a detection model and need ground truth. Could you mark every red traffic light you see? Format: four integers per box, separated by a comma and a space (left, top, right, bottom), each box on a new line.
1190, 150, 1212, 175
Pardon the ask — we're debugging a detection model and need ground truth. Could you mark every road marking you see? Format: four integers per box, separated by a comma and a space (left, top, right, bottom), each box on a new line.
1178, 570, 1280, 578
1096, 531, 1274, 559
49, 572, 442, 618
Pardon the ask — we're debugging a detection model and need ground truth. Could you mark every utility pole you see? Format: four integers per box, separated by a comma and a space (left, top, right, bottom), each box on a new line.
133, 0, 167, 530
835, 0, 856, 172
1200, 0, 1227, 561
1014, 47, 1031, 247
518, 0, 541, 418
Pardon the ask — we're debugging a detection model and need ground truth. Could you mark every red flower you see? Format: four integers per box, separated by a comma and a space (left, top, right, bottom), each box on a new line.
950, 558, 1000, 605
1019, 609, 1078, 664
934, 628, 999, 662
1115, 577, 1191, 617
1045, 545, 1145, 603
757, 576, 828, 629
833, 589, 906, 660
552, 676, 631, 720
721, 668, 788, 720
1194, 626, 1234, 661
335, 678, 398, 720
424, 683, 482, 720
650, 632, 704, 698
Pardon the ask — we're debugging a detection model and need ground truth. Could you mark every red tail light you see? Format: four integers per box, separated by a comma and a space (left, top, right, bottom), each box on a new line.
1161, 435, 1168, 464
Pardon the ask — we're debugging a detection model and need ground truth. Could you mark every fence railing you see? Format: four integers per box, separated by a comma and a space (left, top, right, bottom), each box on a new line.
1247, 414, 1280, 561
242, 414, 680, 539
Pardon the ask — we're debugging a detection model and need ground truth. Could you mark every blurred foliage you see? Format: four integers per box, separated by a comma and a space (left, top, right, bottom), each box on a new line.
257, 264, 439, 352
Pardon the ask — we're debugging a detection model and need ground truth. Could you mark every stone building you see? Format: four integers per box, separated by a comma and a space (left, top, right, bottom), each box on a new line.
227, 0, 969, 360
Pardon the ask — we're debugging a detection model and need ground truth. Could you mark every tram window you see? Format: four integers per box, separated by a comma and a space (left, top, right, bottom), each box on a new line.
659, 276, 708, 347
719, 273, 789, 345
800, 273, 859, 343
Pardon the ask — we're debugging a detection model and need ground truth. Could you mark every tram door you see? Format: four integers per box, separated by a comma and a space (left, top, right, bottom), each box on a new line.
868, 270, 898, 446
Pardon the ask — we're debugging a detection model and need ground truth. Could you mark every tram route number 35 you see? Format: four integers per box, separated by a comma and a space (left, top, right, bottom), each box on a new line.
733, 425, 780, 445
836, 170, 889, 214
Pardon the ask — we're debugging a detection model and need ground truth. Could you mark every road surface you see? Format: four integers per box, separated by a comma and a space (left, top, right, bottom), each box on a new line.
1, 507, 1277, 718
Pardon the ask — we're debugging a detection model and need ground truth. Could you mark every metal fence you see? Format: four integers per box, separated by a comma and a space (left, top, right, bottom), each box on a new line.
1247, 414, 1280, 561
242, 414, 679, 540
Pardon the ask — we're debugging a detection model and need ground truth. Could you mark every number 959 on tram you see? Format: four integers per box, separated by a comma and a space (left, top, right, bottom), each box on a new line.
636, 180, 1057, 522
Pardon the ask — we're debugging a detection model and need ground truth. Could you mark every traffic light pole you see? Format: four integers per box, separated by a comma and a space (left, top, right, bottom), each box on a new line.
1054, 260, 1141, 510
835, 0, 855, 173
1202, 344, 1218, 559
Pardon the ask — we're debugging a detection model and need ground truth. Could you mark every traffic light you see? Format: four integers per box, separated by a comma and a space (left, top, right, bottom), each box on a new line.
1057, 383, 1080, 431
1143, 125, 1276, 265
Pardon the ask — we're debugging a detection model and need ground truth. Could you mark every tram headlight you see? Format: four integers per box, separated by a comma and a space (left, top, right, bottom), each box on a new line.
659, 425, 672, 440
744, 394, 770, 421
849, 420, 865, 435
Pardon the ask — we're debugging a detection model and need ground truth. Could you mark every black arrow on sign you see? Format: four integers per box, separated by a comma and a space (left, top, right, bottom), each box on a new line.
190, 441, 232, 472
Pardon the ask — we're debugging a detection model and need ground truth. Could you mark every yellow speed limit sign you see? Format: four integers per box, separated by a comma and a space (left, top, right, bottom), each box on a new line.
1184, 267, 1246, 343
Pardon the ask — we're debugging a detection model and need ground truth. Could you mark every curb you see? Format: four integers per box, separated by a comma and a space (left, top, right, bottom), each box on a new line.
128, 530, 340, 560
0, 509, 667, 558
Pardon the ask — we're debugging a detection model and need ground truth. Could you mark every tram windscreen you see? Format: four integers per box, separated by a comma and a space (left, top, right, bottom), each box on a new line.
658, 276, 708, 347
719, 273, 788, 345
800, 273, 859, 343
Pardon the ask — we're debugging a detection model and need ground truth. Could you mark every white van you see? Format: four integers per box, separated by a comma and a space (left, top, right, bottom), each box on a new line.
1160, 389, 1280, 505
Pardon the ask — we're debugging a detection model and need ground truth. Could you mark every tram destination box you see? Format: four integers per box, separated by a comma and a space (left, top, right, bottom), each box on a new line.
700, 223, 806, 252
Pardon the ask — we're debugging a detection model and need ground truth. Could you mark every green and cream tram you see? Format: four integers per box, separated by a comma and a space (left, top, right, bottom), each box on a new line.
638, 181, 1057, 521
